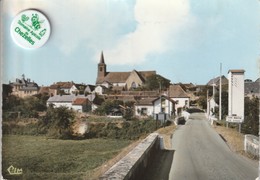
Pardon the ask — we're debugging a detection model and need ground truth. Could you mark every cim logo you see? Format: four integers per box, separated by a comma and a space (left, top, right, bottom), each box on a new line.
7, 165, 23, 175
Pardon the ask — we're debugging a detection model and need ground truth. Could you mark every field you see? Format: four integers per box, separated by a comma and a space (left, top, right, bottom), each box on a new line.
2, 135, 131, 180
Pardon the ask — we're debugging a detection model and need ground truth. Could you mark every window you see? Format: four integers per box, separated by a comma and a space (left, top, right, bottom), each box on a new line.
161, 98, 166, 105
99, 67, 103, 71
131, 82, 137, 89
141, 108, 147, 115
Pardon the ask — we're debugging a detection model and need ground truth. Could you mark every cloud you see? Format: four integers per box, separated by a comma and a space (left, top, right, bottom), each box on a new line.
103, 0, 194, 65
3, 0, 135, 56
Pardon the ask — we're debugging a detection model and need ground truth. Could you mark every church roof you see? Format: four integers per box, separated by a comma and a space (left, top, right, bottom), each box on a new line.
104, 72, 130, 83
99, 70, 156, 84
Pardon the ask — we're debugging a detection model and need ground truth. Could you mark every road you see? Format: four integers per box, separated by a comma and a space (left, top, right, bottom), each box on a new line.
168, 113, 258, 180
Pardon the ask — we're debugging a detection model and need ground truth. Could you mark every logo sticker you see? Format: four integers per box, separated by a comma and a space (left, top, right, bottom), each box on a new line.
10, 9, 51, 49
7, 165, 23, 175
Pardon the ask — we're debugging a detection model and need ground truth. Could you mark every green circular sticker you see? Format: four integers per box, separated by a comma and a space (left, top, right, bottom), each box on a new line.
10, 10, 51, 49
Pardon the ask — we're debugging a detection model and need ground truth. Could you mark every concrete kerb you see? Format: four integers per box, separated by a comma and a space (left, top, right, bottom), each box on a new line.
99, 133, 160, 180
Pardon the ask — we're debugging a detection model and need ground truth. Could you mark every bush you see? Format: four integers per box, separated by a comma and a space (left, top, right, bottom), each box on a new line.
43, 106, 75, 139
85, 119, 159, 140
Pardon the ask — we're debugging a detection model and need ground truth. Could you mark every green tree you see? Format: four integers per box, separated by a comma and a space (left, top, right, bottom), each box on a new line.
242, 97, 259, 136
215, 91, 229, 118
43, 106, 75, 139
94, 100, 123, 116
145, 74, 170, 90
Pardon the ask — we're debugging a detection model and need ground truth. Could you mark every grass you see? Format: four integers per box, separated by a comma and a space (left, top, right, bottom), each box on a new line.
213, 124, 259, 161
2, 135, 131, 180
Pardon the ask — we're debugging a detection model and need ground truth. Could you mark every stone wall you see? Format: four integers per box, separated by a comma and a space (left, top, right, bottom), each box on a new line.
99, 133, 160, 180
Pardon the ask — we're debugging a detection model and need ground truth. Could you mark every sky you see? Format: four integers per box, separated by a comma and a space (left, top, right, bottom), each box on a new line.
1, 0, 260, 86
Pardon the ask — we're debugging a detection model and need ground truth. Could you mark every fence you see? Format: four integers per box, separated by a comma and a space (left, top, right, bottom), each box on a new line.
244, 134, 259, 157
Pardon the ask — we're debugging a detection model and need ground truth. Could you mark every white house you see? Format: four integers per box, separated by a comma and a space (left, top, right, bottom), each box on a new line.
207, 97, 218, 117
94, 85, 108, 95
135, 96, 175, 118
84, 84, 96, 94
168, 84, 190, 115
47, 94, 96, 112
135, 98, 155, 116
69, 85, 79, 94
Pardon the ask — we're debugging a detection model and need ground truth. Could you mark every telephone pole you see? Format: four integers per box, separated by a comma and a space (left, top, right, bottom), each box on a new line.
219, 63, 222, 120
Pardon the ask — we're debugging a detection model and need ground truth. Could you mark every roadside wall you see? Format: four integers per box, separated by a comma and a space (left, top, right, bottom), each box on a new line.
99, 133, 160, 180
244, 134, 259, 157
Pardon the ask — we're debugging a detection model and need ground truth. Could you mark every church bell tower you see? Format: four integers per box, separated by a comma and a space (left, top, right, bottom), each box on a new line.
96, 51, 107, 84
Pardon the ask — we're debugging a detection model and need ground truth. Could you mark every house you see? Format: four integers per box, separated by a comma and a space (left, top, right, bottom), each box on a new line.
207, 97, 218, 117
49, 81, 81, 95
96, 51, 157, 90
207, 75, 228, 86
38, 86, 50, 95
135, 98, 155, 116
50, 82, 74, 95
72, 98, 91, 112
47, 94, 97, 112
74, 84, 87, 95
168, 84, 190, 115
94, 85, 108, 95
9, 75, 39, 98
84, 84, 96, 94
135, 96, 175, 118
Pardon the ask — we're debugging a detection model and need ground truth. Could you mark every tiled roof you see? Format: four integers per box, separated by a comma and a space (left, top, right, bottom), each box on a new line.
207, 75, 228, 86
72, 98, 88, 105
169, 85, 190, 98
98, 70, 156, 84
50, 82, 74, 89
10, 76, 39, 90
136, 97, 157, 105
39, 86, 50, 94
85, 85, 96, 91
47, 94, 96, 103
103, 72, 130, 83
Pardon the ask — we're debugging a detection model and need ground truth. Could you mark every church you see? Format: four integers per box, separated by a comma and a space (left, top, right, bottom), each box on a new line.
96, 52, 157, 90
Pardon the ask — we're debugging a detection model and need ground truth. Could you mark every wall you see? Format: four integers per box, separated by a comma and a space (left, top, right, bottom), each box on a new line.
244, 134, 259, 157
99, 133, 160, 180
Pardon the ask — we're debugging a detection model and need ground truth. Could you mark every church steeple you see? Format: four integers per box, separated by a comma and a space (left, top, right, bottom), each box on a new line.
96, 51, 107, 84
100, 51, 105, 64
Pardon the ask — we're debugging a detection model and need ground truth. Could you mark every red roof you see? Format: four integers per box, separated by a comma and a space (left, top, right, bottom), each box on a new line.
72, 98, 88, 105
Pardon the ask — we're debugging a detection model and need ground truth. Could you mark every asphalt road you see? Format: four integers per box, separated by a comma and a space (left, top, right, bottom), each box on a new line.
168, 113, 258, 180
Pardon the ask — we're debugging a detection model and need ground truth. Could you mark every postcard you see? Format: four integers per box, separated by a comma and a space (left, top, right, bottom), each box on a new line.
1, 0, 259, 179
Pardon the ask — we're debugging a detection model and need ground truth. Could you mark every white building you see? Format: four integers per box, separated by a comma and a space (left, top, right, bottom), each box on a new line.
135, 96, 175, 118
227, 69, 245, 122
168, 84, 190, 115
47, 94, 96, 112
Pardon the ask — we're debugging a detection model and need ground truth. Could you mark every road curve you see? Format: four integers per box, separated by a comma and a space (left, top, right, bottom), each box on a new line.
169, 113, 258, 180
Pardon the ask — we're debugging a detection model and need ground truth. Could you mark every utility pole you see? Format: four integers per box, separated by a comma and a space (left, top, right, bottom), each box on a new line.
206, 89, 209, 119
219, 63, 222, 120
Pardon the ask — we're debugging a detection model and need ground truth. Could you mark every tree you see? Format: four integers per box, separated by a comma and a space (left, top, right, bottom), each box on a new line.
43, 106, 75, 139
242, 97, 259, 136
145, 74, 170, 91
94, 100, 123, 116
215, 91, 229, 118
